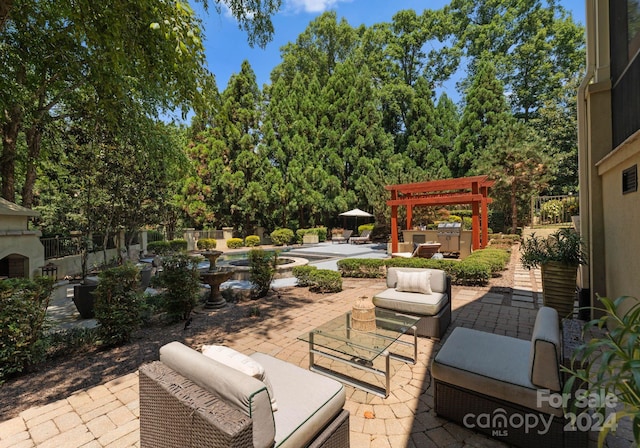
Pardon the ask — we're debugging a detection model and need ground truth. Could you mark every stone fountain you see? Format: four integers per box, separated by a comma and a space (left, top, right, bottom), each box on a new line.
200, 250, 235, 309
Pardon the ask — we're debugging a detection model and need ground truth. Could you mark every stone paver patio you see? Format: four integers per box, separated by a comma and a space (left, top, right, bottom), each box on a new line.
0, 260, 633, 447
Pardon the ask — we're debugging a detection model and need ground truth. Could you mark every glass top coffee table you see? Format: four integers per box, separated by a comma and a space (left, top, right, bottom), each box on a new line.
298, 308, 419, 398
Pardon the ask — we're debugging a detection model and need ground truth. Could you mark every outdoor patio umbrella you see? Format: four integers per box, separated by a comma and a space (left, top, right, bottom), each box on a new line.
339, 208, 373, 231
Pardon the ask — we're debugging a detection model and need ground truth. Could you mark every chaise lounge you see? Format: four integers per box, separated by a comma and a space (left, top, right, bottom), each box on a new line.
332, 229, 353, 244
372, 267, 451, 339
139, 342, 350, 448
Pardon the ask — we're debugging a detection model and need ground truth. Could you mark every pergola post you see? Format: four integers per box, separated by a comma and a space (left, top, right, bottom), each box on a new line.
471, 181, 481, 250
481, 186, 489, 248
391, 189, 399, 253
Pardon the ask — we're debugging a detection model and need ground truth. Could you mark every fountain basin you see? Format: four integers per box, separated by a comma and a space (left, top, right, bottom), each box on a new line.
220, 256, 309, 281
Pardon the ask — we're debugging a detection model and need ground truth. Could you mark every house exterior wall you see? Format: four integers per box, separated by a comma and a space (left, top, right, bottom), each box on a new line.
597, 131, 640, 299
580, 0, 640, 312
0, 234, 45, 279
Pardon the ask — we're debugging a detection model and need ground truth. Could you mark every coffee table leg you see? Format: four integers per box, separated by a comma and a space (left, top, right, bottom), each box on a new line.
309, 332, 315, 369
384, 351, 390, 397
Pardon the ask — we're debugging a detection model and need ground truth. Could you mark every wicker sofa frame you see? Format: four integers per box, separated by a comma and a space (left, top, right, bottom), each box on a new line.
139, 361, 350, 448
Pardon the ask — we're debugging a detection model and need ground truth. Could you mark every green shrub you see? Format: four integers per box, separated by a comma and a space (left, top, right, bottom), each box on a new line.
227, 237, 244, 249
308, 270, 342, 293
197, 238, 217, 250
462, 217, 473, 230
271, 228, 294, 246
147, 240, 171, 255
447, 215, 463, 223
94, 263, 144, 346
337, 258, 386, 278
0, 277, 54, 383
248, 249, 277, 298
384, 257, 457, 272
292, 265, 318, 287
466, 249, 510, 274
450, 259, 491, 285
357, 223, 375, 234
156, 254, 202, 322
169, 239, 188, 252
245, 235, 261, 247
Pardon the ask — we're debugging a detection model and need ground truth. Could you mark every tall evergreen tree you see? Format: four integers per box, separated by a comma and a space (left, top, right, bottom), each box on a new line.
432, 93, 459, 170
450, 57, 512, 177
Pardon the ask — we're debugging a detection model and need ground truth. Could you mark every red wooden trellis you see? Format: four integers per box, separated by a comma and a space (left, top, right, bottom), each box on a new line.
385, 176, 495, 253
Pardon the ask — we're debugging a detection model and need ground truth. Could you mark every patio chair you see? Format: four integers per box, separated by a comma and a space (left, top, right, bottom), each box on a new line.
391, 242, 441, 258
349, 229, 372, 244
332, 229, 353, 244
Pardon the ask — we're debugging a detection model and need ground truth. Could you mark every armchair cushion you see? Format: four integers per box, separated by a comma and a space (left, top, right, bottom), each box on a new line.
160, 342, 275, 448
202, 344, 278, 411
528, 307, 561, 391
250, 353, 346, 448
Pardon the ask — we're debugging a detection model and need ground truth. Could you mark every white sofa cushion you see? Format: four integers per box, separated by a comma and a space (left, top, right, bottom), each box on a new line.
202, 344, 278, 411
396, 270, 432, 294
528, 307, 561, 391
159, 342, 275, 448
387, 267, 447, 293
373, 289, 447, 316
432, 327, 562, 416
250, 352, 345, 448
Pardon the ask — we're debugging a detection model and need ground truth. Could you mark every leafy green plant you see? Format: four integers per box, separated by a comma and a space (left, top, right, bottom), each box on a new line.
197, 238, 217, 250
147, 240, 171, 255
308, 270, 342, 293
93, 263, 144, 346
244, 235, 261, 247
248, 248, 277, 298
168, 239, 188, 252
563, 296, 640, 446
520, 228, 587, 269
337, 258, 386, 278
0, 277, 54, 383
270, 228, 294, 246
45, 327, 100, 358
292, 265, 318, 286
226, 237, 244, 249
449, 259, 491, 285
156, 253, 202, 322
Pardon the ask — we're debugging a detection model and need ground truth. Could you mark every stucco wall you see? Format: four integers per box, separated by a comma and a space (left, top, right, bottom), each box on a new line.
0, 234, 45, 279
598, 133, 640, 300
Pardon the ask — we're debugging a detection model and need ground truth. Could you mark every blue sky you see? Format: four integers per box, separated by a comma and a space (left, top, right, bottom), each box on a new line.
197, 0, 586, 95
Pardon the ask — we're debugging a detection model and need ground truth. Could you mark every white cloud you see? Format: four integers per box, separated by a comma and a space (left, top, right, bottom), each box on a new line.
287, 0, 351, 13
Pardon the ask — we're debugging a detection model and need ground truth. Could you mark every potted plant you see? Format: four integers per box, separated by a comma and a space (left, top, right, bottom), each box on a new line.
563, 295, 640, 446
520, 228, 587, 319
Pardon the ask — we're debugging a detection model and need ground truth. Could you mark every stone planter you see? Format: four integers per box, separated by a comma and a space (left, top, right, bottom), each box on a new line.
303, 234, 319, 245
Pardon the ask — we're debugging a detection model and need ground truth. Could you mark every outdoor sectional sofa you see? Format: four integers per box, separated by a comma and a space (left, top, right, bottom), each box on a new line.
139, 341, 350, 448
372, 267, 451, 339
431, 306, 588, 448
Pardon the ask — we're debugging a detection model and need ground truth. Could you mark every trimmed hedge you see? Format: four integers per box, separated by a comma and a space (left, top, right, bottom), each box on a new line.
292, 265, 318, 287
169, 239, 188, 252
271, 228, 294, 246
245, 235, 261, 247
309, 270, 342, 293
147, 240, 171, 255
337, 258, 385, 278
226, 238, 244, 249
292, 266, 342, 292
337, 248, 510, 286
357, 223, 375, 234
197, 238, 217, 250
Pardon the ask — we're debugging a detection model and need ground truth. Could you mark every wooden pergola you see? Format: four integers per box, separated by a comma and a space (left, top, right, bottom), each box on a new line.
386, 176, 495, 253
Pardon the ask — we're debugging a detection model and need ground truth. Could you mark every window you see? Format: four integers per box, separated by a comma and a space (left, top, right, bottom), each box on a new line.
622, 165, 638, 194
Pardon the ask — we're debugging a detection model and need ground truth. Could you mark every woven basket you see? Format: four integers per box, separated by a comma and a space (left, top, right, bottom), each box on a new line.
351, 297, 376, 332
